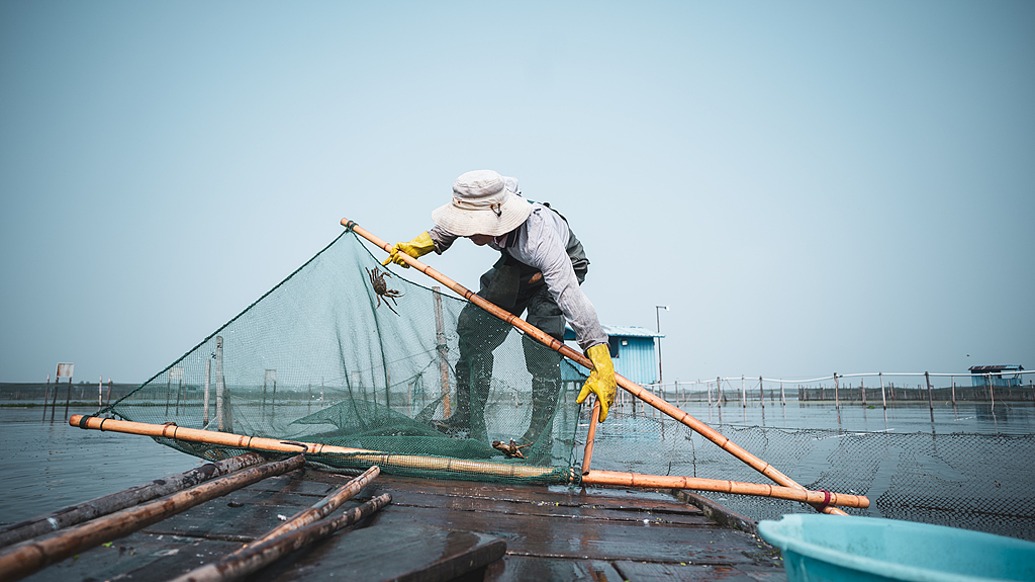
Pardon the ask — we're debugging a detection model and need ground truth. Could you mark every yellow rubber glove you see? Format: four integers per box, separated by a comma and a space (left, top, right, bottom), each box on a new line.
576, 343, 617, 422
382, 231, 435, 268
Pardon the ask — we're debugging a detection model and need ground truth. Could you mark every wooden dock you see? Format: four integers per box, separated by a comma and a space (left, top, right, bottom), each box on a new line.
16, 466, 786, 581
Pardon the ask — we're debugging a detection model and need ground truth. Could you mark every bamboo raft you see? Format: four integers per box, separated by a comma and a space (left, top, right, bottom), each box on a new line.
0, 451, 786, 581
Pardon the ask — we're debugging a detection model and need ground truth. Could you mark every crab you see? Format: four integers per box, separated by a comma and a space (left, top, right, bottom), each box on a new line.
491, 438, 531, 459
366, 266, 403, 315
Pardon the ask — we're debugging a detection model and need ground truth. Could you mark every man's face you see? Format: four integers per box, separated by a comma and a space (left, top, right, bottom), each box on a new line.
468, 234, 494, 246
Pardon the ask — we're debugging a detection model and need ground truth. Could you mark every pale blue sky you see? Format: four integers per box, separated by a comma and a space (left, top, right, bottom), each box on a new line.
2, 1, 1032, 384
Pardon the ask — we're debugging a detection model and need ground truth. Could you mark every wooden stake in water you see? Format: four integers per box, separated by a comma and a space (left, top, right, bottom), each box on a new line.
215, 336, 226, 431
833, 372, 840, 410
203, 358, 211, 427
879, 372, 887, 410
41, 375, 50, 422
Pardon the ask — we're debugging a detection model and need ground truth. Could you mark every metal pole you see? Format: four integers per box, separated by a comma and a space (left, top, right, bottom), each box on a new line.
833, 373, 840, 410
655, 305, 668, 386
925, 371, 934, 411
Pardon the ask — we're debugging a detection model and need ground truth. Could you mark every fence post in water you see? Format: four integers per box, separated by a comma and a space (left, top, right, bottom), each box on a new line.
432, 286, 452, 417
925, 371, 934, 411
215, 336, 226, 431
50, 378, 59, 421
716, 376, 722, 408
878, 372, 886, 409
203, 358, 211, 427
860, 377, 867, 406
951, 376, 956, 406
833, 373, 840, 410
780, 381, 786, 406
759, 376, 765, 409
740, 376, 746, 408
41, 374, 51, 421
62, 376, 72, 420
985, 370, 993, 408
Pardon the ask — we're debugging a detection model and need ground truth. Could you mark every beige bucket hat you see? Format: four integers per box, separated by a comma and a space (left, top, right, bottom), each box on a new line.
431, 170, 532, 236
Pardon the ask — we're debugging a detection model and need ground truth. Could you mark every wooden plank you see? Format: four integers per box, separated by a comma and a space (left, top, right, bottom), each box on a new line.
369, 505, 768, 566
253, 523, 505, 582
485, 556, 625, 581
614, 560, 788, 581
18, 468, 785, 581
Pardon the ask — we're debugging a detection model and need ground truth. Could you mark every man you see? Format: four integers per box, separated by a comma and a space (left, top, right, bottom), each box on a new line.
383, 169, 616, 451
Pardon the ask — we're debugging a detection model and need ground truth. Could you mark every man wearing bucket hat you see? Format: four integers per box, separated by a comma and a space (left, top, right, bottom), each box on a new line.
383, 169, 616, 453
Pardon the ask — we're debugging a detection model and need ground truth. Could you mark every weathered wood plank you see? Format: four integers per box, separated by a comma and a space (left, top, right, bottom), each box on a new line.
19, 468, 785, 582
253, 523, 505, 582
369, 505, 768, 566
614, 560, 788, 581
484, 556, 625, 581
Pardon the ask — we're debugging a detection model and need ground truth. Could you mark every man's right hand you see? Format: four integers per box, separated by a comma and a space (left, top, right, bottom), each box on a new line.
382, 231, 435, 268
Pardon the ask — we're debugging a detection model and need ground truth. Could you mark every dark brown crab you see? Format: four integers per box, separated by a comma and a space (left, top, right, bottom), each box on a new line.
491, 438, 531, 459
366, 266, 403, 315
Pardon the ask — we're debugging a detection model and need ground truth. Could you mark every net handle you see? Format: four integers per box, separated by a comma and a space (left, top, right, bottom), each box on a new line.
341, 217, 853, 515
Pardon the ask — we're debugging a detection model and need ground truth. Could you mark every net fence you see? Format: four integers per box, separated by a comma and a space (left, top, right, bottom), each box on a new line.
585, 410, 1035, 541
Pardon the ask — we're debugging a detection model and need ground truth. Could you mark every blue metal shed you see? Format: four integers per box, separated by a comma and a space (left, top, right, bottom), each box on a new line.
968, 364, 1025, 388
562, 325, 664, 386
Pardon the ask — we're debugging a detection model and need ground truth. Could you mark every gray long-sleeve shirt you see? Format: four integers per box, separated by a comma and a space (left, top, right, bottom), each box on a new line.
428, 203, 608, 351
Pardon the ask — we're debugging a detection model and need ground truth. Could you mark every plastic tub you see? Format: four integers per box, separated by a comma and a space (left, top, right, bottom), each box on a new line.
757, 514, 1035, 582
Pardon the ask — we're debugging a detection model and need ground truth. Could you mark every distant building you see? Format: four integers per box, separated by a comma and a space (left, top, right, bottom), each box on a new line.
562, 325, 664, 386
968, 364, 1025, 388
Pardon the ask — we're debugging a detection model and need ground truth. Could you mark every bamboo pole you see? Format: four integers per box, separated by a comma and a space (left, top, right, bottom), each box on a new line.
432, 285, 452, 417
168, 493, 392, 582
0, 455, 304, 582
239, 465, 380, 549
581, 400, 601, 475
342, 218, 849, 515
582, 470, 869, 509
0, 453, 266, 549
69, 415, 563, 481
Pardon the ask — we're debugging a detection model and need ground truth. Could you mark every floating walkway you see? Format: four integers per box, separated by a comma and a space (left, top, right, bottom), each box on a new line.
1, 455, 784, 581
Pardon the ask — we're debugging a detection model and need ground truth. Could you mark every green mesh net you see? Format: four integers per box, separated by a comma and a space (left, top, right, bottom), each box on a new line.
104, 230, 586, 484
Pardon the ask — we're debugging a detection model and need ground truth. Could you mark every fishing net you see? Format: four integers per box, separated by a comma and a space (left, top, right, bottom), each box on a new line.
97, 228, 1034, 541
585, 410, 1035, 541
103, 230, 586, 484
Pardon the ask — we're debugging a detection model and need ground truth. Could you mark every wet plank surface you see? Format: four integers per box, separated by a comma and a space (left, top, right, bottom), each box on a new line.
20, 467, 786, 581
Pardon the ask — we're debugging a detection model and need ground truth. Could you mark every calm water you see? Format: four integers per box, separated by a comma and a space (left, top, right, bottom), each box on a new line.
2, 400, 1033, 529
0, 406, 202, 527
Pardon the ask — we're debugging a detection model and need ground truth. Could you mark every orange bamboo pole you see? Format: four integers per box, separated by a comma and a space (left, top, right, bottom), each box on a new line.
168, 493, 392, 582
581, 400, 600, 475
581, 470, 868, 509
344, 218, 849, 515
0, 455, 304, 582
69, 415, 564, 481
239, 465, 380, 549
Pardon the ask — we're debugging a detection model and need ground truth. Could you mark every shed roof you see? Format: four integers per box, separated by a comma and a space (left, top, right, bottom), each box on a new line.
969, 364, 1024, 373
564, 325, 664, 340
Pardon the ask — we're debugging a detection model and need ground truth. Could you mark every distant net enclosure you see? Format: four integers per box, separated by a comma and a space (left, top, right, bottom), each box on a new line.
585, 412, 1035, 541
104, 230, 587, 484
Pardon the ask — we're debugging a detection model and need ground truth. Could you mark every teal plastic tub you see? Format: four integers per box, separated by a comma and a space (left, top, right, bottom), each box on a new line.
758, 514, 1035, 582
